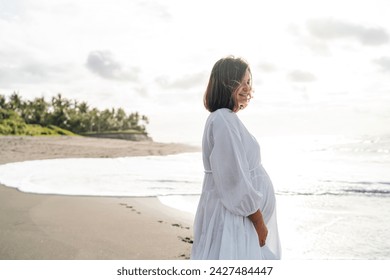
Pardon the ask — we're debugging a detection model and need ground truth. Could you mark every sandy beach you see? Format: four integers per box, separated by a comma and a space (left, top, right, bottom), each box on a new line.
0, 136, 200, 260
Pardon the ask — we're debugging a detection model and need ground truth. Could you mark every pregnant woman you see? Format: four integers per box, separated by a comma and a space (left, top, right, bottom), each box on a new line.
191, 56, 281, 260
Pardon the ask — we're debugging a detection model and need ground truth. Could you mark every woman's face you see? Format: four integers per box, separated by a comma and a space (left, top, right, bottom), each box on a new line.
233, 68, 253, 112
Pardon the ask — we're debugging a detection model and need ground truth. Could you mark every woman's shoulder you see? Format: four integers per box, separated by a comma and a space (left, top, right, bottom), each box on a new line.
208, 108, 240, 128
211, 108, 235, 120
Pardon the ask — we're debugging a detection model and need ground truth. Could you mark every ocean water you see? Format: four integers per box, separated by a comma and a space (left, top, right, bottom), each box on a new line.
0, 134, 389, 259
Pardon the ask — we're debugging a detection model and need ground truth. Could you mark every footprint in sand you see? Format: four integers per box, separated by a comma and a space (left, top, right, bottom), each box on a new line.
119, 203, 141, 214
171, 223, 190, 230
178, 236, 193, 244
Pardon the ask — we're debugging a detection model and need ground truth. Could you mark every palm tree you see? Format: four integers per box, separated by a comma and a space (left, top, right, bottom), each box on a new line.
0, 94, 6, 109
128, 112, 139, 129
1, 92, 150, 136
88, 108, 100, 132
8, 92, 24, 114
23, 97, 48, 125
99, 109, 116, 131
49, 93, 71, 129
115, 108, 127, 130
78, 102, 89, 114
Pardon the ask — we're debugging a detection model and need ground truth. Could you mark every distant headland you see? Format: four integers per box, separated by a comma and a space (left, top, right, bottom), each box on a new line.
0, 92, 150, 141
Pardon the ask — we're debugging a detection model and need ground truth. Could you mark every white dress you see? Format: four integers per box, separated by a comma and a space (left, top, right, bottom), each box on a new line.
191, 108, 281, 259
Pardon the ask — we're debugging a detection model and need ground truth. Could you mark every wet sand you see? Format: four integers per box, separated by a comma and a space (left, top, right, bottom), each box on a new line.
0, 136, 199, 259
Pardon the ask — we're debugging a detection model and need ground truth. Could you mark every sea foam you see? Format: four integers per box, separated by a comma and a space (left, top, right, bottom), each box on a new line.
0, 153, 203, 198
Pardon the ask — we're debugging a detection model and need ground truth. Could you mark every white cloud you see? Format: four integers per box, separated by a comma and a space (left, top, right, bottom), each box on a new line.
155, 72, 207, 90
257, 63, 278, 73
135, 0, 172, 21
288, 70, 317, 83
307, 18, 389, 46
373, 57, 390, 72
1, 0, 390, 140
86, 50, 140, 82
0, 51, 74, 86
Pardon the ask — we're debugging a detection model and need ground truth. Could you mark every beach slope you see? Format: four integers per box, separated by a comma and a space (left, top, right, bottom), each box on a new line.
0, 136, 199, 259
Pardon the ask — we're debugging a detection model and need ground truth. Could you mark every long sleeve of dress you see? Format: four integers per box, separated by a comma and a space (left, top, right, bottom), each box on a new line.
208, 112, 263, 217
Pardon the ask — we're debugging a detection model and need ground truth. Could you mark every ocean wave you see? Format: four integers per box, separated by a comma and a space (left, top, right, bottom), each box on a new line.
342, 188, 390, 195
277, 183, 390, 197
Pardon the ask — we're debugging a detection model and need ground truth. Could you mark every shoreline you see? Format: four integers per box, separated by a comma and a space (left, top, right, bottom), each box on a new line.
0, 136, 199, 260
0, 135, 200, 165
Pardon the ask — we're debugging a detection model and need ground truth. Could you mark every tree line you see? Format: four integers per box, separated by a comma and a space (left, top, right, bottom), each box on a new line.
0, 92, 149, 135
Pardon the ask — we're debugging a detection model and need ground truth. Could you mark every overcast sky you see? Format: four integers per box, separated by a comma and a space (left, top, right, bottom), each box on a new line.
1, 0, 389, 143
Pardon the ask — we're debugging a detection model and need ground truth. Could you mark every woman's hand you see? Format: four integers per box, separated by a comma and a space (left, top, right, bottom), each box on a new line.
249, 210, 268, 247
253, 219, 268, 247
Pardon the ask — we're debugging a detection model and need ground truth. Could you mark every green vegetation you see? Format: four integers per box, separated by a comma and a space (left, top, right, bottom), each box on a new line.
0, 92, 149, 137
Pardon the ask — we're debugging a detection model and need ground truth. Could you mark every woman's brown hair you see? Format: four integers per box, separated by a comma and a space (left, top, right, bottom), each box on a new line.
204, 56, 251, 112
